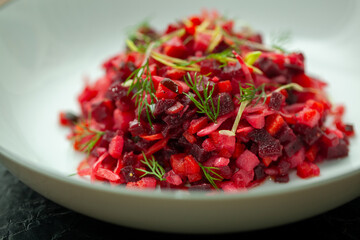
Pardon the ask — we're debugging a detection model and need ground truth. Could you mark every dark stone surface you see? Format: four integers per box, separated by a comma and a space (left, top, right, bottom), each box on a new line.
0, 162, 359, 240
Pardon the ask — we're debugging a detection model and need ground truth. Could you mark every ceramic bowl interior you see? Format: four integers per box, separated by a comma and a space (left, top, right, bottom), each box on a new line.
0, 0, 359, 233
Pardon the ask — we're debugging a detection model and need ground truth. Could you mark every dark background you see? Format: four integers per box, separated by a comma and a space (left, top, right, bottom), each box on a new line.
0, 162, 359, 240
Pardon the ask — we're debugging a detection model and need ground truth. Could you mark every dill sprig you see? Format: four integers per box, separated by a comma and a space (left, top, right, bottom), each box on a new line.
229, 83, 268, 135
237, 83, 268, 106
183, 73, 221, 123
125, 60, 157, 127
72, 121, 104, 154
270, 30, 292, 53
137, 153, 166, 181
199, 163, 223, 190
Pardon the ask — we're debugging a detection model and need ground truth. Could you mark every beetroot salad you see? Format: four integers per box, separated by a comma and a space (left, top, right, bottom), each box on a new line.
59, 11, 355, 192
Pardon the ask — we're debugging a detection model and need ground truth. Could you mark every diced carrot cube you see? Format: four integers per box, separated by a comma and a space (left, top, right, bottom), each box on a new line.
184, 155, 200, 175
108, 135, 124, 159
217, 80, 232, 93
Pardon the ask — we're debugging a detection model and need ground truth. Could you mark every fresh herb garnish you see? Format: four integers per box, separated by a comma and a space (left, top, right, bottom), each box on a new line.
137, 153, 166, 181
270, 30, 291, 53
183, 73, 221, 123
125, 60, 157, 127
199, 163, 223, 190
237, 83, 268, 106
72, 121, 104, 154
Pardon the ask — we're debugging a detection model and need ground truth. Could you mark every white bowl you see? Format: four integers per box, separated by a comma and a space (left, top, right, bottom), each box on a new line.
0, 0, 359, 234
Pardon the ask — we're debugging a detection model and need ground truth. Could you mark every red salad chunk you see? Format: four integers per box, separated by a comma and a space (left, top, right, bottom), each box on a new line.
60, 11, 355, 192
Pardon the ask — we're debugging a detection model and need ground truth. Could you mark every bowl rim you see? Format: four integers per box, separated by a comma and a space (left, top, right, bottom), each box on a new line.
1, 143, 359, 201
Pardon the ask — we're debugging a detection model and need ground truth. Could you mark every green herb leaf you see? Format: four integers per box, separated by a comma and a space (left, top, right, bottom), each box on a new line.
72, 122, 105, 155
270, 30, 292, 53
137, 153, 166, 181
199, 163, 223, 190
124, 60, 157, 127
237, 83, 268, 106
183, 73, 220, 123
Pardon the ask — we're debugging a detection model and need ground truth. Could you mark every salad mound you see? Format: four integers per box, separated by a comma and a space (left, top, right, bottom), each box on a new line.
59, 11, 355, 192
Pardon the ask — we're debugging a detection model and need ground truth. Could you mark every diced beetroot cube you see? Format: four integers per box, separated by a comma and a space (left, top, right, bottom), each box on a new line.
188, 117, 208, 134
249, 128, 282, 158
108, 135, 124, 159
170, 153, 187, 175
215, 93, 235, 117
153, 99, 176, 117
297, 161, 320, 178
259, 140, 282, 159
276, 159, 291, 175
268, 91, 284, 111
113, 109, 135, 131
274, 174, 290, 183
217, 166, 233, 179
323, 139, 348, 159
264, 166, 279, 176
187, 172, 203, 183
231, 169, 254, 188
165, 101, 184, 115
321, 131, 340, 147
286, 147, 305, 168
246, 113, 265, 129
184, 155, 201, 175
284, 136, 304, 157
165, 170, 183, 186
189, 144, 210, 162
236, 150, 260, 171
91, 99, 114, 123
221, 181, 243, 192
213, 157, 230, 167
201, 138, 216, 152
293, 124, 322, 145
276, 124, 297, 144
